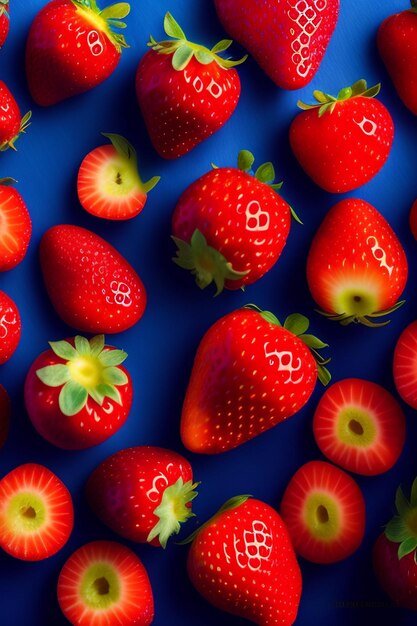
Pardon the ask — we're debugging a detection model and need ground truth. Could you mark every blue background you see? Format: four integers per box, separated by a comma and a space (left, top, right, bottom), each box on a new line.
1, 1, 417, 624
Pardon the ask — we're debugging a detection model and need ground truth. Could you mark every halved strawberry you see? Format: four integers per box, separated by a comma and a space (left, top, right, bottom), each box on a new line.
57, 540, 154, 626
280, 460, 365, 563
0, 178, 32, 271
0, 384, 10, 447
0, 290, 21, 364
393, 320, 417, 409
77, 134, 160, 221
0, 463, 73, 560
313, 378, 406, 476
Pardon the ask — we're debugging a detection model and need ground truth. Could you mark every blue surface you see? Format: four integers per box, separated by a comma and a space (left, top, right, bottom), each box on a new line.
1, 1, 417, 625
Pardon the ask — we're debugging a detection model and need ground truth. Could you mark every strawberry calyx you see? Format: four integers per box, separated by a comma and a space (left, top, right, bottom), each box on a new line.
384, 478, 417, 561
317, 300, 405, 328
244, 304, 331, 385
297, 79, 381, 117
177, 495, 251, 545
0, 110, 32, 152
147, 477, 200, 549
101, 133, 160, 194
148, 12, 247, 71
71, 0, 130, 52
0, 0, 9, 19
36, 335, 128, 417
0, 177, 16, 186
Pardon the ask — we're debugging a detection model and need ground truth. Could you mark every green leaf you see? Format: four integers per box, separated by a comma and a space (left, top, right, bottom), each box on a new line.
237, 150, 255, 172
312, 90, 328, 104
301, 334, 328, 349
255, 162, 275, 184
362, 83, 381, 99
36, 364, 71, 387
164, 12, 186, 40
59, 380, 88, 416
396, 486, 411, 516
99, 349, 128, 367
107, 19, 127, 28
411, 477, 417, 507
103, 367, 128, 386
100, 2, 130, 20
96, 384, 122, 405
398, 537, 417, 560
75, 335, 90, 355
284, 313, 309, 336
88, 387, 105, 406
317, 364, 331, 386
195, 49, 213, 65
89, 335, 105, 357
49, 340, 77, 361
142, 175, 161, 194
172, 45, 194, 71
260, 310, 281, 326
102, 133, 136, 163
211, 39, 232, 53
385, 516, 409, 543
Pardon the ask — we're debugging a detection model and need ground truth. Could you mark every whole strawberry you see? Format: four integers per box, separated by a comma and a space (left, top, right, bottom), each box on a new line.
378, 2, 417, 115
0, 290, 20, 364
0, 0, 9, 48
172, 151, 298, 294
86, 446, 198, 548
307, 199, 408, 327
290, 80, 394, 193
0, 81, 31, 152
40, 224, 147, 333
26, 0, 130, 106
185, 496, 302, 625
214, 0, 339, 89
0, 178, 32, 271
136, 13, 246, 159
181, 305, 330, 454
373, 477, 417, 610
24, 335, 132, 449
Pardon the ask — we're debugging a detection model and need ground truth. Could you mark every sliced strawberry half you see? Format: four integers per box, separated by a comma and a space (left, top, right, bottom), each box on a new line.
0, 178, 32, 271
0, 463, 73, 560
77, 134, 160, 221
393, 320, 417, 409
0, 384, 10, 447
280, 460, 365, 564
57, 540, 154, 626
313, 378, 406, 476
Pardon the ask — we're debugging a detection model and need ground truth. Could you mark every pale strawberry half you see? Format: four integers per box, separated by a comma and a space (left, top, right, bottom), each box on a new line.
280, 460, 365, 564
313, 378, 406, 476
57, 540, 154, 626
77, 133, 160, 221
0, 463, 73, 560
0, 177, 32, 271
393, 320, 417, 409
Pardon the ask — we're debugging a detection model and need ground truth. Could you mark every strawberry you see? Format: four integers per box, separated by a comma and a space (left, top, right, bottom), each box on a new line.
180, 305, 330, 455
0, 178, 32, 271
77, 133, 160, 221
184, 496, 302, 625
214, 0, 339, 90
26, 0, 130, 107
172, 150, 299, 295
0, 0, 9, 48
0, 290, 21, 364
306, 198, 408, 327
373, 477, 417, 610
410, 198, 417, 240
135, 13, 246, 159
0, 80, 31, 152
0, 463, 73, 560
393, 320, 417, 409
290, 80, 394, 193
280, 460, 366, 564
40, 224, 147, 333
86, 446, 198, 548
24, 334, 132, 449
378, 2, 417, 116
58, 540, 154, 626
313, 378, 406, 476
0, 384, 10, 447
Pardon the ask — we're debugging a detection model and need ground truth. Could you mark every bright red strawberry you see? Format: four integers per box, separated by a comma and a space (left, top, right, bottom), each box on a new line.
280, 460, 365, 564
0, 384, 10, 447
393, 320, 417, 409
24, 335, 132, 449
373, 477, 417, 610
214, 0, 339, 89
0, 463, 73, 560
307, 198, 408, 327
378, 3, 417, 115
135, 13, 246, 159
26, 0, 130, 107
40, 224, 147, 333
0, 0, 9, 48
172, 151, 297, 294
181, 306, 330, 455
77, 133, 160, 221
313, 378, 406, 476
185, 496, 302, 625
86, 446, 197, 548
290, 80, 394, 193
0, 178, 32, 271
0, 81, 31, 152
0, 290, 21, 364
58, 540, 154, 626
